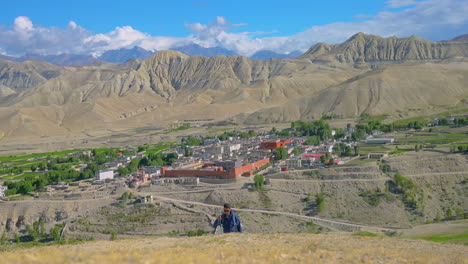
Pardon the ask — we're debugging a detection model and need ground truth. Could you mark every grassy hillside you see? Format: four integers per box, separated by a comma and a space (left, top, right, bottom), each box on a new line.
1, 233, 466, 264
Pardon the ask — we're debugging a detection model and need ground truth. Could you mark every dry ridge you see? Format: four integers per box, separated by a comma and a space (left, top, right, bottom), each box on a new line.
1, 233, 467, 264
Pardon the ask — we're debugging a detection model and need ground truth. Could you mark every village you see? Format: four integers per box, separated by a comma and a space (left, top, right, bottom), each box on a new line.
1, 113, 467, 199
29, 125, 395, 198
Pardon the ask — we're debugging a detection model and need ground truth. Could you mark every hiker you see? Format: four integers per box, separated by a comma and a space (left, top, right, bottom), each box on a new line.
213, 203, 243, 233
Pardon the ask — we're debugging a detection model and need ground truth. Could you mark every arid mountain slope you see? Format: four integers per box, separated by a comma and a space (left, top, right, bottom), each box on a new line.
0, 59, 68, 94
303, 33, 468, 66
245, 61, 468, 123
0, 33, 467, 140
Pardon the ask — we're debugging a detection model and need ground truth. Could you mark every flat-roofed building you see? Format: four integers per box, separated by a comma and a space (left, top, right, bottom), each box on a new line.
0, 186, 7, 198
285, 159, 302, 168
96, 170, 114, 181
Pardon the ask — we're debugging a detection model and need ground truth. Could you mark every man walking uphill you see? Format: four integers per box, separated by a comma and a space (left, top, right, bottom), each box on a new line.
213, 203, 243, 233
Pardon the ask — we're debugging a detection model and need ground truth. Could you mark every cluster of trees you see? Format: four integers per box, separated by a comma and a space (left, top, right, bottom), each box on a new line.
290, 120, 336, 140
182, 137, 202, 146
414, 144, 424, 152
304, 136, 321, 146
450, 145, 468, 153
404, 121, 425, 130
392, 172, 424, 210
2, 148, 127, 197
272, 147, 288, 161
453, 117, 467, 126
434, 117, 467, 127
118, 152, 179, 176
4, 162, 99, 196
93, 149, 118, 165
355, 121, 395, 133
333, 143, 353, 156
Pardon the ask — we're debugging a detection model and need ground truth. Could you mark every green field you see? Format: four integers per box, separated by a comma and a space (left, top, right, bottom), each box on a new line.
393, 108, 468, 128
397, 132, 468, 144
145, 143, 173, 155
0, 149, 84, 163
359, 145, 392, 153
345, 158, 379, 166
416, 233, 468, 244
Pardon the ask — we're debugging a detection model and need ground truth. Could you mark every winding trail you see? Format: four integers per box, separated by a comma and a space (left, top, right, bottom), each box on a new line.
146, 193, 398, 233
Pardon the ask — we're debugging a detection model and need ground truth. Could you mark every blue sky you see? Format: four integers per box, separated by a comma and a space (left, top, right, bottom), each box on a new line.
0, 0, 467, 56
1, 0, 388, 36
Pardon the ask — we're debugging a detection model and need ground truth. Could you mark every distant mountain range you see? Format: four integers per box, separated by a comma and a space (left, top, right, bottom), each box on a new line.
250, 50, 302, 60
452, 34, 468, 41
0, 45, 309, 66
99, 46, 155, 63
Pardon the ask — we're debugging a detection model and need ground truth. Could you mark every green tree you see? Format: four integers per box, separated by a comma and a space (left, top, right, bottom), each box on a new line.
316, 193, 325, 213
0, 232, 6, 245
117, 166, 129, 177
38, 162, 47, 171
333, 144, 341, 155
26, 225, 38, 241
253, 175, 265, 191
446, 208, 453, 220
30, 164, 37, 172
440, 118, 449, 126
184, 137, 202, 146
184, 146, 193, 157
354, 145, 360, 156
110, 231, 117, 241
128, 158, 141, 173
18, 181, 34, 194
305, 136, 321, 146
50, 224, 63, 242
292, 148, 302, 156
273, 147, 287, 161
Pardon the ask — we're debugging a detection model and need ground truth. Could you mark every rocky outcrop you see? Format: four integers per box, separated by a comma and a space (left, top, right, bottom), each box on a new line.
303, 33, 468, 65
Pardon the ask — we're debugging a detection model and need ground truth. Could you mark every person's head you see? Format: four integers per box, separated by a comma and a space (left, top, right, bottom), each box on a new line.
223, 203, 231, 216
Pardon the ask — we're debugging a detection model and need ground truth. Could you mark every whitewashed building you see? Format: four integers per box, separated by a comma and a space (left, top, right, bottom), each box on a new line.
143, 166, 161, 177
0, 185, 7, 197
96, 170, 114, 181
285, 159, 302, 168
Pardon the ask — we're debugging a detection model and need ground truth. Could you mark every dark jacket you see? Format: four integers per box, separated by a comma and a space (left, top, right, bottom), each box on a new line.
213, 210, 243, 233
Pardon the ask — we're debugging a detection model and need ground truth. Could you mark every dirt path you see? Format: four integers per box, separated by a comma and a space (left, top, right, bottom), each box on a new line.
146, 193, 396, 232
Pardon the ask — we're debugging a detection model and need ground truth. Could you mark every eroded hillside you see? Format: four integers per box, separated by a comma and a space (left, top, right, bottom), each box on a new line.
0, 33, 467, 140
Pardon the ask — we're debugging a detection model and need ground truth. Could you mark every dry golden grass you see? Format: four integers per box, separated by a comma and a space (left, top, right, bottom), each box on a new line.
1, 233, 467, 264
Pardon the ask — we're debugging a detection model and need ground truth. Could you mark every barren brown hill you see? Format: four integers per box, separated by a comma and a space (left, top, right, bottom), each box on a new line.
0, 33, 467, 141
0, 59, 68, 94
244, 61, 468, 123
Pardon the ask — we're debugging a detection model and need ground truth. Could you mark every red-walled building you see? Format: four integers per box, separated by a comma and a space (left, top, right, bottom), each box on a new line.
260, 140, 291, 151
161, 157, 270, 179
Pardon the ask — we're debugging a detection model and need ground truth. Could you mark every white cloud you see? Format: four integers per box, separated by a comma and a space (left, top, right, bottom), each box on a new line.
0, 0, 467, 57
13, 16, 33, 32
386, 0, 419, 8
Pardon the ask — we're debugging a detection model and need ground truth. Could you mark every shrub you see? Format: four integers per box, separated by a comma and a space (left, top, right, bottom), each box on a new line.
253, 175, 265, 191
187, 229, 208, 237
50, 224, 64, 242
316, 193, 325, 213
